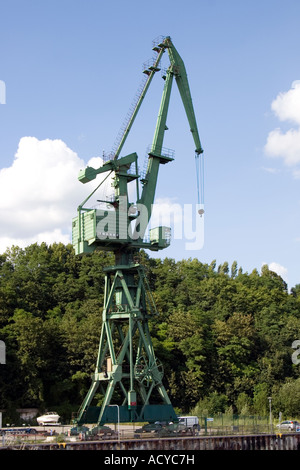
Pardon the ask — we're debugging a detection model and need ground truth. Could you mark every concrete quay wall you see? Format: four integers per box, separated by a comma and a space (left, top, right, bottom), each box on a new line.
5, 432, 300, 451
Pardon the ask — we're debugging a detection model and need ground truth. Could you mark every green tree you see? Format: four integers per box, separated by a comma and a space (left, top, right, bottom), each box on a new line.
212, 312, 258, 396
272, 378, 300, 417
166, 310, 205, 408
253, 383, 269, 415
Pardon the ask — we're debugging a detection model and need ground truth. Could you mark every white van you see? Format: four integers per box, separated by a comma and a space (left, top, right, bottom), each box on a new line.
177, 416, 200, 431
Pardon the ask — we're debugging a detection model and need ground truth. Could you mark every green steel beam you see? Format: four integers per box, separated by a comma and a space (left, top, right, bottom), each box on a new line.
75, 262, 176, 426
166, 37, 203, 155
113, 47, 166, 159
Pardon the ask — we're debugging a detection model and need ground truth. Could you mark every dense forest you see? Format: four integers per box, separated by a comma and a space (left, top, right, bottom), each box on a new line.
1, 242, 300, 423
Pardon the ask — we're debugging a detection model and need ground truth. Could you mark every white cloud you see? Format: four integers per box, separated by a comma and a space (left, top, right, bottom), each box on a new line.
0, 136, 110, 253
265, 81, 300, 172
265, 127, 300, 166
150, 197, 182, 228
292, 169, 300, 179
271, 81, 300, 125
261, 166, 281, 174
0, 229, 71, 251
266, 261, 288, 281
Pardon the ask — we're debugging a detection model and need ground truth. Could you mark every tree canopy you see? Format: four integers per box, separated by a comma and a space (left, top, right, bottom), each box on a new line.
1, 242, 300, 421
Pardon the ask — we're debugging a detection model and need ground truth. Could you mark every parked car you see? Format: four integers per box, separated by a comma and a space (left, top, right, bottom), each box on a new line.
276, 420, 300, 430
134, 422, 164, 434
177, 416, 200, 431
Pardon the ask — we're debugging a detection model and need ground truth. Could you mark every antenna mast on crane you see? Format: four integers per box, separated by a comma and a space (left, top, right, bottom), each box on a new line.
72, 36, 204, 426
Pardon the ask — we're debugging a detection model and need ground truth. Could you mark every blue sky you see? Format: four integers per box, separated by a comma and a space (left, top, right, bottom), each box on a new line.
1, 0, 300, 288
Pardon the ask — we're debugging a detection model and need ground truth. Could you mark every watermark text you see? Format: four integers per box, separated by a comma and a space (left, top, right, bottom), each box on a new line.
0, 340, 6, 364
94, 197, 204, 251
0, 80, 6, 104
292, 340, 300, 365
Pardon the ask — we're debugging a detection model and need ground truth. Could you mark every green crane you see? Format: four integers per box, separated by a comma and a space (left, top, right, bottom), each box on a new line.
72, 36, 203, 427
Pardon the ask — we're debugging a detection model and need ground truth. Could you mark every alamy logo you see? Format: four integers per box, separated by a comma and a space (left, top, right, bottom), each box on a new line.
93, 197, 205, 251
292, 340, 300, 365
0, 80, 6, 104
0, 341, 6, 364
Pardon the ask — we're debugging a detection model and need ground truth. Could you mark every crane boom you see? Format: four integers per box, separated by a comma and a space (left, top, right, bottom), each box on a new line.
167, 39, 203, 155
113, 46, 165, 160
136, 37, 203, 238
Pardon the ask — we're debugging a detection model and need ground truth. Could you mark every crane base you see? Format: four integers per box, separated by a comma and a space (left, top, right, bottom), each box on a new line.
77, 404, 177, 426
